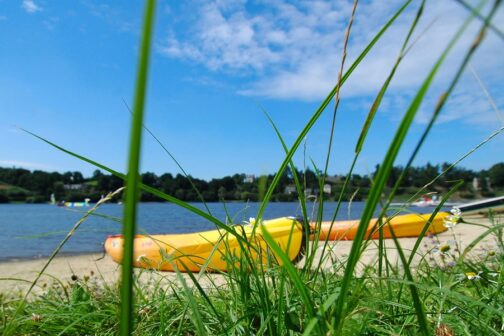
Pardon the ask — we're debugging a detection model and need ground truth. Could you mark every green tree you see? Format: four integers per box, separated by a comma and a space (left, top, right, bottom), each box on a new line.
53, 181, 65, 199
141, 172, 160, 188
92, 169, 104, 180
489, 162, 504, 187
159, 173, 174, 194
72, 171, 84, 184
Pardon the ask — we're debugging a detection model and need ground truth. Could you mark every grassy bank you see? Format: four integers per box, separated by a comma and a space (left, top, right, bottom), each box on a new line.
1, 0, 503, 335
1, 214, 503, 335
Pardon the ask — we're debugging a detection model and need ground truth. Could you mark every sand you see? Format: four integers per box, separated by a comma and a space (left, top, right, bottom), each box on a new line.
0, 214, 501, 295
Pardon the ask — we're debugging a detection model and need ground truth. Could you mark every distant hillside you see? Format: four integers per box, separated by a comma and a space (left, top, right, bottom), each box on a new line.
0, 182, 34, 203
0, 162, 503, 203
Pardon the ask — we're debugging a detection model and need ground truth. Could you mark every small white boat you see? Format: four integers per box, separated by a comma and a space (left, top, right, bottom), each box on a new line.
392, 194, 459, 208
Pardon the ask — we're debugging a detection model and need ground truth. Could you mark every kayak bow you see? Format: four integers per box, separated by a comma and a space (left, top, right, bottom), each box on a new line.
104, 217, 304, 272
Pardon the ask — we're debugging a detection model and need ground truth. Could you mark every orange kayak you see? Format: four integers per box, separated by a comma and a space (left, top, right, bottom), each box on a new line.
104, 217, 303, 272
310, 212, 449, 241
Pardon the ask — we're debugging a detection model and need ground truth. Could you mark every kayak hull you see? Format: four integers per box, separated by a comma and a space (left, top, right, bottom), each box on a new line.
104, 217, 303, 272
310, 212, 449, 241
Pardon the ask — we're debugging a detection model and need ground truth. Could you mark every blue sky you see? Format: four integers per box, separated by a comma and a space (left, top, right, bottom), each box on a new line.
0, 0, 503, 180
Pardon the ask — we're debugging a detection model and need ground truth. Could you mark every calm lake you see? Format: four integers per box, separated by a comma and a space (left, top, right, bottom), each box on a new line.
0, 202, 445, 260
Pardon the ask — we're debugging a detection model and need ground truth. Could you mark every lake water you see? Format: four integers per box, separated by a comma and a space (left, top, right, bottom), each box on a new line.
0, 202, 446, 260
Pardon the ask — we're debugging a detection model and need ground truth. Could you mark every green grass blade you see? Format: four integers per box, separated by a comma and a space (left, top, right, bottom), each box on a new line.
381, 0, 500, 214
459, 223, 504, 263
275, 269, 287, 335
255, 0, 413, 222
387, 225, 429, 335
313, 0, 426, 278
179, 262, 222, 325
355, 0, 425, 154
122, 98, 213, 215
383, 277, 504, 319
331, 7, 477, 332
3, 189, 122, 335
302, 291, 340, 336
120, 1, 156, 335
262, 109, 310, 255
260, 221, 323, 334
407, 181, 463, 267
380, 124, 504, 227
20, 128, 251, 244
172, 263, 207, 335
392, 181, 462, 304
455, 0, 504, 39
315, 0, 358, 260
64, 208, 122, 223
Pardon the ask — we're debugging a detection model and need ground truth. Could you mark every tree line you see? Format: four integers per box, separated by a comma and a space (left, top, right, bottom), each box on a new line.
0, 162, 503, 203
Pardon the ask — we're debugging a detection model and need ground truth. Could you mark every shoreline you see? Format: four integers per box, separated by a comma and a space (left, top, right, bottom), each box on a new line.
1, 214, 501, 294
0, 253, 120, 295
0, 250, 106, 264
1, 197, 498, 205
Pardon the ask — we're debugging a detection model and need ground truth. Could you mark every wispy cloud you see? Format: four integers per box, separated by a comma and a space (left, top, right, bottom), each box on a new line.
0, 160, 53, 171
159, 0, 504, 125
43, 16, 60, 31
159, 0, 350, 72
84, 2, 136, 33
22, 0, 42, 14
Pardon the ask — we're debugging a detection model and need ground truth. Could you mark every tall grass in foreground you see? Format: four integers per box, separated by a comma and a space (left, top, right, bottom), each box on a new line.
1, 0, 504, 335
120, 0, 155, 335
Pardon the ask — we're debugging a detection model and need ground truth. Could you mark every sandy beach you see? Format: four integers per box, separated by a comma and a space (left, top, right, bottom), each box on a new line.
1, 214, 501, 295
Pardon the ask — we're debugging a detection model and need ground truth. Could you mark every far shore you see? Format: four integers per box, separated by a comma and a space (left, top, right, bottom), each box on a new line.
0, 214, 501, 295
0, 196, 500, 205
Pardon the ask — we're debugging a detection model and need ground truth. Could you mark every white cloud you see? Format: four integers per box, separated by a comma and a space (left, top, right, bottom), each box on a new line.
159, 0, 352, 73
22, 0, 42, 14
159, 0, 504, 125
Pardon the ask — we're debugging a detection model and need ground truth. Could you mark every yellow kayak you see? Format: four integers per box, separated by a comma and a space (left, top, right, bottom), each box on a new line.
310, 212, 449, 241
104, 217, 303, 272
